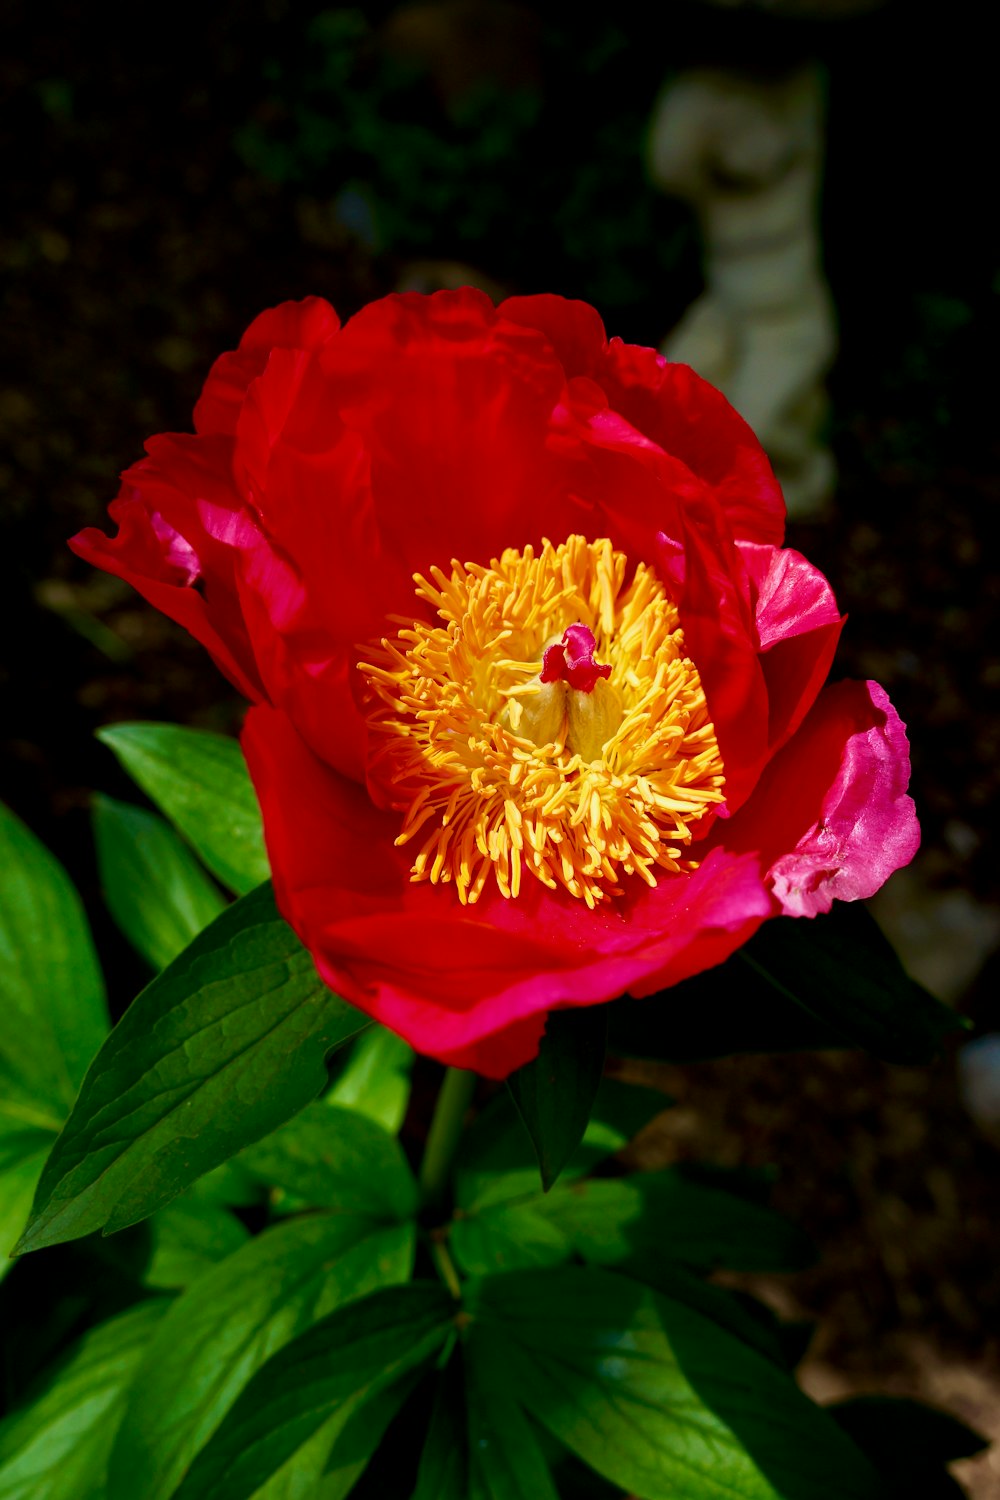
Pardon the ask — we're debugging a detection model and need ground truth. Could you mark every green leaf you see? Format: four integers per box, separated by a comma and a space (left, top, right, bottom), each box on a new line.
326, 1026, 415, 1135
310, 1375, 421, 1500
109, 1211, 414, 1500
538, 1170, 814, 1276
453, 1159, 804, 1286
0, 802, 108, 1121
0, 1299, 168, 1500
507, 1006, 608, 1192
173, 1283, 456, 1500
237, 1101, 417, 1219
599, 1259, 803, 1371
251, 1419, 348, 1500
16, 883, 368, 1255
93, 795, 227, 970
0, 1129, 57, 1282
250, 1376, 424, 1500
97, 723, 269, 895
465, 1342, 560, 1500
451, 1200, 572, 1278
737, 904, 962, 1063
455, 1077, 666, 1213
142, 1195, 250, 1291
185, 1157, 263, 1210
578, 1075, 669, 1158
611, 904, 961, 1065
469, 1267, 881, 1499
411, 1364, 468, 1500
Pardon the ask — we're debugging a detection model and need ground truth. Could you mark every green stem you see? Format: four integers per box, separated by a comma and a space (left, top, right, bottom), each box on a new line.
428, 1232, 463, 1301
419, 1066, 476, 1209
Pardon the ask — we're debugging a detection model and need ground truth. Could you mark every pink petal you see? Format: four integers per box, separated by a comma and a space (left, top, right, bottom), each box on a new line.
739, 540, 845, 753
720, 679, 920, 917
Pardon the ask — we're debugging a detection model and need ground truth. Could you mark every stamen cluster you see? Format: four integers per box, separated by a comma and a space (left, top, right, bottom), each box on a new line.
358, 536, 725, 906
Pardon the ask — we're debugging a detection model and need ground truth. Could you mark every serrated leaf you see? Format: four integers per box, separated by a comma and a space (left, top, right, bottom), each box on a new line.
507, 1006, 607, 1192
538, 1170, 814, 1276
237, 1102, 417, 1219
93, 795, 226, 970
469, 1267, 881, 1499
174, 1283, 456, 1500
109, 1211, 414, 1500
326, 1027, 415, 1135
611, 903, 961, 1065
0, 802, 108, 1121
16, 884, 368, 1255
0, 1300, 168, 1500
98, 723, 268, 895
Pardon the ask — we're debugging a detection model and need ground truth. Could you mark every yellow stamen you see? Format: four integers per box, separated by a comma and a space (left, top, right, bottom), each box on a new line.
357, 535, 725, 906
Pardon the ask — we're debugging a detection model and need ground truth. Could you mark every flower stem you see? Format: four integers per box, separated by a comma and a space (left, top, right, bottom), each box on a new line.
428, 1231, 463, 1301
419, 1066, 476, 1210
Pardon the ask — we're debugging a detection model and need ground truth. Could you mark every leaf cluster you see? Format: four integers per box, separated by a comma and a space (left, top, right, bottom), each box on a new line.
0, 723, 981, 1498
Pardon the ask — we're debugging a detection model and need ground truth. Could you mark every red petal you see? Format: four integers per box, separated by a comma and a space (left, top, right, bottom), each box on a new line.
654, 514, 769, 818
499, 296, 785, 547
69, 435, 265, 701
193, 297, 340, 437
242, 705, 774, 1076
597, 345, 786, 547
498, 294, 609, 379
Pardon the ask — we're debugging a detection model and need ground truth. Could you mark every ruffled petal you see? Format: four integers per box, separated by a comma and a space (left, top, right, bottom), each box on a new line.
654, 518, 769, 819
193, 296, 341, 437
739, 540, 845, 754
499, 294, 786, 548
597, 346, 787, 548
220, 291, 599, 779
69, 434, 265, 701
719, 679, 920, 917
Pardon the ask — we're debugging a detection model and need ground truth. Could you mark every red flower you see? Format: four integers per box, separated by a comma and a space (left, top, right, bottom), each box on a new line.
72, 291, 919, 1077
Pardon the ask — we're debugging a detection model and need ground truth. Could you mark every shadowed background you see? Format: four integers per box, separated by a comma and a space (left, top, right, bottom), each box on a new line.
1, 0, 997, 1487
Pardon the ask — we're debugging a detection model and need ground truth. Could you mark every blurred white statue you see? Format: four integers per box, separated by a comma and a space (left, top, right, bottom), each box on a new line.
649, 63, 835, 517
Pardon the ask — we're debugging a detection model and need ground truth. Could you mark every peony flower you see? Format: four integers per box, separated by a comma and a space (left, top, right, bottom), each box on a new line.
72, 291, 919, 1077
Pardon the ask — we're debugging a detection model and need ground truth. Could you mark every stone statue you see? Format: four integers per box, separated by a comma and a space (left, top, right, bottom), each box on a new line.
649, 63, 836, 516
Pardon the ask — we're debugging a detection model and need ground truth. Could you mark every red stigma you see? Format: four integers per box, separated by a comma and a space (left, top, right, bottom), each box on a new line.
540, 623, 612, 694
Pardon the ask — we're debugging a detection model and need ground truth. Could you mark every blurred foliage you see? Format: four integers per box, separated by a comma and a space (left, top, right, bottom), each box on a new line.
234, 7, 698, 327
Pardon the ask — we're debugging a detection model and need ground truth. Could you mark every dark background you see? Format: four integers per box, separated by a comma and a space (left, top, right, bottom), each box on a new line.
2, 0, 997, 1471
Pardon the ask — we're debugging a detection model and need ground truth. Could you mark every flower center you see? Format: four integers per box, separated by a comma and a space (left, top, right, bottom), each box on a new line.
357, 535, 725, 907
